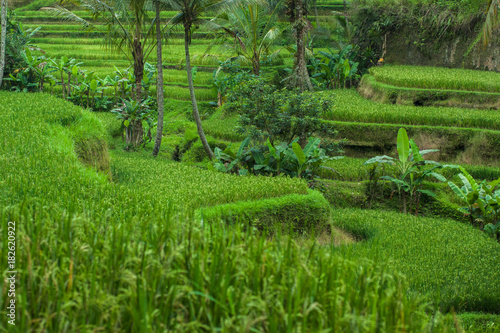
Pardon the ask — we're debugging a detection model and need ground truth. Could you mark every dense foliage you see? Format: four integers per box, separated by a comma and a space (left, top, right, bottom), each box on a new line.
224, 78, 337, 145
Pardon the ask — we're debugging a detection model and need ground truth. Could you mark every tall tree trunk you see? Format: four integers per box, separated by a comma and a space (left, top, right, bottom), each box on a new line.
290, 0, 313, 91
131, 31, 145, 148
314, 0, 320, 29
184, 25, 214, 160
152, 1, 164, 157
252, 51, 260, 75
0, 0, 6, 89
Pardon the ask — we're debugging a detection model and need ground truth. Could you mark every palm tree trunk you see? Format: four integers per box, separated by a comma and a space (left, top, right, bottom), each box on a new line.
292, 0, 313, 91
314, 0, 320, 29
252, 51, 260, 75
0, 0, 6, 89
131, 33, 144, 148
153, 1, 164, 157
184, 25, 214, 160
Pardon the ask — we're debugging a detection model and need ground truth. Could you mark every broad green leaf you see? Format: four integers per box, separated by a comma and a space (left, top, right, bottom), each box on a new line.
417, 189, 436, 197
251, 150, 266, 165
292, 143, 306, 165
380, 176, 410, 190
448, 181, 466, 201
458, 173, 474, 193
429, 172, 446, 182
303, 137, 321, 157
90, 79, 98, 92
364, 155, 394, 165
267, 138, 277, 158
237, 137, 251, 158
343, 59, 350, 78
410, 139, 423, 162
466, 191, 479, 205
124, 119, 130, 127
72, 65, 78, 77
489, 177, 500, 189
419, 149, 439, 156
222, 146, 236, 159
397, 128, 410, 164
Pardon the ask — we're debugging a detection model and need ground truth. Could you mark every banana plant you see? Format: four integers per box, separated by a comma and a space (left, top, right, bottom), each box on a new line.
285, 142, 307, 178
111, 98, 153, 147
50, 56, 69, 99
316, 45, 359, 89
303, 137, 343, 179
214, 137, 251, 175
266, 139, 289, 176
448, 167, 500, 230
365, 128, 447, 214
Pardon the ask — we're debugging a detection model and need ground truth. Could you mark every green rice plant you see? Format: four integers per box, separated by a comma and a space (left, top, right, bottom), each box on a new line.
332, 208, 500, 313
0, 202, 452, 332
370, 65, 500, 93
163, 85, 215, 101
325, 89, 500, 130
359, 74, 500, 109
202, 110, 245, 142
0, 91, 453, 331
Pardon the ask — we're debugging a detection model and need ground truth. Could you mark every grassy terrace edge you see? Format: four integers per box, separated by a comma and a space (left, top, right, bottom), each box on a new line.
359, 74, 500, 109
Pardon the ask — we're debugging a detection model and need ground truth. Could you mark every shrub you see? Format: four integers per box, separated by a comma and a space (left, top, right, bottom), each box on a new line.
200, 190, 331, 235
224, 78, 337, 146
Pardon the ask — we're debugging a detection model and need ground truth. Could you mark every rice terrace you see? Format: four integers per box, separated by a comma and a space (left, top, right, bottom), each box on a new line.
1, 0, 500, 331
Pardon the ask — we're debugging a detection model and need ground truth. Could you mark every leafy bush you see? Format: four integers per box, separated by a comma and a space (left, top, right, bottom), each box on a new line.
308, 45, 360, 89
224, 78, 337, 145
214, 137, 342, 180
201, 190, 331, 235
2, 13, 43, 90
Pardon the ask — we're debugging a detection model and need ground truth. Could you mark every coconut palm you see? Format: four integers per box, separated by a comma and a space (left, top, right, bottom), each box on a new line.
285, 0, 313, 91
481, 0, 499, 46
164, 0, 244, 160
0, 0, 7, 88
153, 0, 165, 157
208, 3, 282, 76
54, 0, 157, 147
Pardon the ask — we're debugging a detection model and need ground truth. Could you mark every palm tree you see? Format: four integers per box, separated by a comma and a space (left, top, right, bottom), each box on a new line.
481, 0, 499, 46
285, 0, 313, 91
54, 0, 157, 147
208, 3, 282, 76
164, 0, 243, 160
0, 0, 7, 88
152, 0, 165, 157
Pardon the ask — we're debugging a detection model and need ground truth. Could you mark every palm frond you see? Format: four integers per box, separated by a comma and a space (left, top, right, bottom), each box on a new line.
46, 5, 92, 28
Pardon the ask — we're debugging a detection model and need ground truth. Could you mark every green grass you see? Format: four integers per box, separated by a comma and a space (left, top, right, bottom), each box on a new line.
369, 65, 500, 93
0, 91, 457, 332
1, 202, 450, 332
332, 208, 500, 313
0, 92, 307, 212
359, 74, 500, 110
202, 107, 245, 142
326, 89, 500, 130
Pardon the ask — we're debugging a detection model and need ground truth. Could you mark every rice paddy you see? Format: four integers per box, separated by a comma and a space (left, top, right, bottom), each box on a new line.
2, 1, 500, 331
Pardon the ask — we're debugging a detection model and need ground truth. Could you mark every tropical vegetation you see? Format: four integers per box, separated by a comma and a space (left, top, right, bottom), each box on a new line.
1, 0, 500, 331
